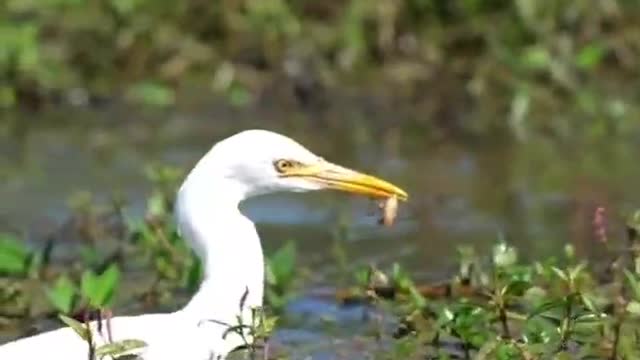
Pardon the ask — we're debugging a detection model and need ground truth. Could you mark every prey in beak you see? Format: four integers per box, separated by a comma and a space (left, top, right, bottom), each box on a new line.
275, 159, 407, 227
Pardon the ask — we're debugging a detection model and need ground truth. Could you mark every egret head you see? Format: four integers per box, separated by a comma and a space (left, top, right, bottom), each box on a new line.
194, 129, 408, 201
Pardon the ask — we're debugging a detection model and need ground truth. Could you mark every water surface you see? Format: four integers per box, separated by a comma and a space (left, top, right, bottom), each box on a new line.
1, 102, 639, 355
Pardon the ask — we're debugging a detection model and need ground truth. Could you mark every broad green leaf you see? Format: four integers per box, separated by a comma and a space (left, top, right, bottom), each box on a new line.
0, 234, 31, 275
46, 275, 77, 314
81, 264, 121, 308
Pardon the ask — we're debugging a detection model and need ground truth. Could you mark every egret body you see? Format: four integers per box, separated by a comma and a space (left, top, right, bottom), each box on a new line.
0, 130, 407, 360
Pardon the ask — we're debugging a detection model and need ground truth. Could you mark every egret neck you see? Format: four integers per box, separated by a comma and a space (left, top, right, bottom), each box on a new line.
176, 164, 264, 332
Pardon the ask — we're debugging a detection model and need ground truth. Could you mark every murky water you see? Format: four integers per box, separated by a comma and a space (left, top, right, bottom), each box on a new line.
1, 101, 640, 355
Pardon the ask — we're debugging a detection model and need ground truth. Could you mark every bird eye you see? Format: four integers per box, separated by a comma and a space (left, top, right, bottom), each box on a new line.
274, 159, 295, 173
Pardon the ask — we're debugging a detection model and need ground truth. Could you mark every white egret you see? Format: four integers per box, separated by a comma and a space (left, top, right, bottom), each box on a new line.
0, 129, 408, 360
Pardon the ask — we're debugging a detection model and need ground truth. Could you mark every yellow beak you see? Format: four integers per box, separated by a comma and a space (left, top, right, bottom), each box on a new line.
281, 161, 408, 201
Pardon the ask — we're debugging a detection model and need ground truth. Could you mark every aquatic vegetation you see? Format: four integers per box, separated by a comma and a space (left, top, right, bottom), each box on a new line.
3, 148, 640, 358
58, 313, 147, 360
341, 210, 640, 359
265, 241, 298, 312
46, 275, 77, 314
207, 288, 279, 360
45, 264, 121, 317
0, 234, 33, 276
0, 163, 307, 324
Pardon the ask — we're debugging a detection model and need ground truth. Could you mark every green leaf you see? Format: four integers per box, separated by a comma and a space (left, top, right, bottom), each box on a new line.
528, 298, 566, 319
550, 267, 568, 282
95, 339, 147, 357
265, 288, 285, 309
503, 279, 531, 297
254, 314, 278, 339
626, 301, 640, 317
126, 81, 175, 107
580, 293, 598, 313
569, 262, 587, 282
46, 275, 77, 314
575, 43, 606, 70
155, 256, 178, 280
353, 267, 370, 287
495, 342, 520, 360
185, 256, 203, 293
573, 313, 605, 323
58, 314, 91, 342
81, 264, 120, 308
520, 46, 550, 70
407, 282, 426, 308
265, 241, 296, 288
228, 84, 252, 107
0, 234, 31, 275
624, 269, 640, 301
523, 286, 547, 306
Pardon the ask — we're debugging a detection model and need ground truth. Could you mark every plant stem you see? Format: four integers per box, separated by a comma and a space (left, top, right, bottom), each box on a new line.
499, 304, 511, 339
558, 294, 574, 352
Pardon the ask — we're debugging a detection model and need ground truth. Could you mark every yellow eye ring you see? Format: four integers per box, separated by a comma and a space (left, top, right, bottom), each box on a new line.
274, 159, 294, 173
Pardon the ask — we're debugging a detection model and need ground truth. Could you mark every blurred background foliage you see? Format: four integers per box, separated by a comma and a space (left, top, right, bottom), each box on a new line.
2, 0, 640, 138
